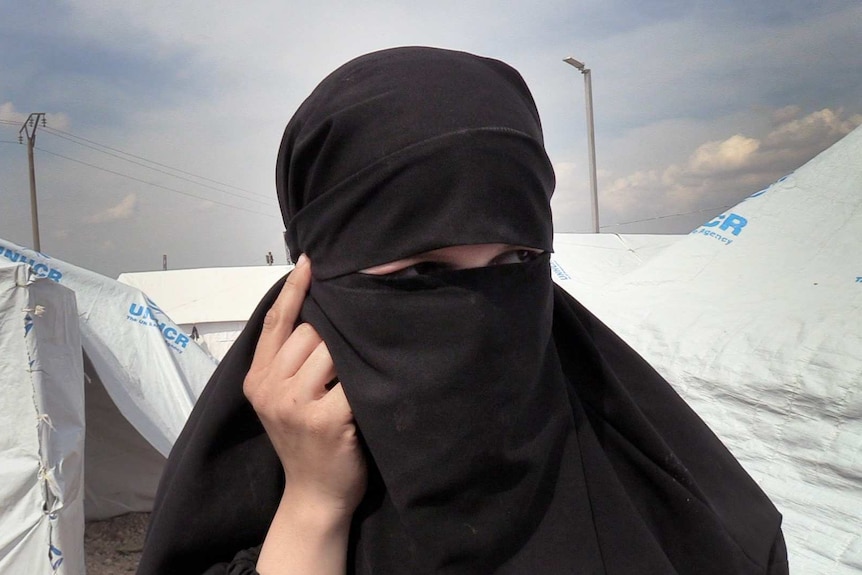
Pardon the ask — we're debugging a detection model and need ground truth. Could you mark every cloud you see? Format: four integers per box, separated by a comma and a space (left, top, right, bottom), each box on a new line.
771, 105, 801, 126
599, 107, 862, 231
0, 102, 23, 122
85, 193, 137, 224
763, 108, 862, 150
688, 135, 761, 175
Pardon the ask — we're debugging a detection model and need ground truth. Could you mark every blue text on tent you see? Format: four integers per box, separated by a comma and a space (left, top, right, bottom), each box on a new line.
0, 245, 63, 282
702, 213, 747, 236
128, 303, 190, 350
690, 212, 748, 246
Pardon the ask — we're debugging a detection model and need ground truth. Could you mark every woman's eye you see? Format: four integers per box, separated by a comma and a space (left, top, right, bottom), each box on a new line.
377, 249, 542, 278
491, 249, 541, 266
382, 261, 451, 278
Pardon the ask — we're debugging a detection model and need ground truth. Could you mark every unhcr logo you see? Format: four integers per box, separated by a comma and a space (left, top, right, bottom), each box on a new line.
127, 296, 190, 352
550, 259, 572, 281
0, 243, 63, 282
743, 174, 791, 203
691, 212, 748, 246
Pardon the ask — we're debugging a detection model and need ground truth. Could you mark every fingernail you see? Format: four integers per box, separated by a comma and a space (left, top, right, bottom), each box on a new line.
296, 254, 308, 267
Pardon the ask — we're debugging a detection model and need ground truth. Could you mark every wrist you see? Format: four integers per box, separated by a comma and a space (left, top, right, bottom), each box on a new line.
256, 490, 353, 575
278, 486, 355, 534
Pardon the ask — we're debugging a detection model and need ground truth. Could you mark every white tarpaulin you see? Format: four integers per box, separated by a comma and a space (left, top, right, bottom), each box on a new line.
118, 265, 290, 360
554, 125, 862, 574
0, 241, 218, 572
549, 233, 682, 287
0, 263, 85, 574
0, 238, 217, 457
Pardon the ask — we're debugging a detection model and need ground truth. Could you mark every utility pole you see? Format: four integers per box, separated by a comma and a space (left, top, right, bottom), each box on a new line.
563, 58, 600, 233
19, 113, 46, 251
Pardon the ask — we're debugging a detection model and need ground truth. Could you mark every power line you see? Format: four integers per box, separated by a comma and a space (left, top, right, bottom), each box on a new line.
3, 118, 277, 207
41, 126, 272, 200
599, 204, 732, 230
41, 127, 275, 207
5, 116, 739, 231
35, 146, 279, 219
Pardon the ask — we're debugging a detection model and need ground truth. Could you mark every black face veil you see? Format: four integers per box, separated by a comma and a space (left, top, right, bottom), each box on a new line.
138, 47, 787, 575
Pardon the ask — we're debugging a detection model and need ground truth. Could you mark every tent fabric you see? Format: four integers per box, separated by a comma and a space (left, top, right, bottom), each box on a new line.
549, 233, 682, 286
0, 241, 218, 571
182, 321, 247, 361
556, 124, 862, 575
117, 266, 291, 324
0, 263, 85, 575
83, 352, 167, 520
118, 265, 291, 360
0, 238, 217, 457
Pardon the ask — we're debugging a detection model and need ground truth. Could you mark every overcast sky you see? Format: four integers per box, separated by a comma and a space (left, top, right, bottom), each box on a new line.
1, 0, 860, 278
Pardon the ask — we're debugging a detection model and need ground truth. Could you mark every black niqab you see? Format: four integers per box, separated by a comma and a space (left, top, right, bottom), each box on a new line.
138, 47, 787, 575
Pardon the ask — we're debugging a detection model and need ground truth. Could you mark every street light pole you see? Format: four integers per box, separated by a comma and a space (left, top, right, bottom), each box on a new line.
563, 57, 599, 233
19, 113, 47, 251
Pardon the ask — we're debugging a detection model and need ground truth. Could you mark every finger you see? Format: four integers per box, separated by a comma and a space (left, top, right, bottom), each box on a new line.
320, 382, 355, 420
268, 322, 323, 380
293, 340, 337, 400
251, 255, 311, 372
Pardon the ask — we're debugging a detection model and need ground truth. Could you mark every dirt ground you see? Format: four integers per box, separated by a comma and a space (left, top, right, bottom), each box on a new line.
84, 512, 149, 574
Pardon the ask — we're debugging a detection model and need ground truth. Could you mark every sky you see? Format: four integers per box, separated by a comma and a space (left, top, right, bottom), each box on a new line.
1, 0, 860, 278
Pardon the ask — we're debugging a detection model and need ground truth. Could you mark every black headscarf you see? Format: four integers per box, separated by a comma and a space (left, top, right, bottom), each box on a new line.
138, 47, 787, 574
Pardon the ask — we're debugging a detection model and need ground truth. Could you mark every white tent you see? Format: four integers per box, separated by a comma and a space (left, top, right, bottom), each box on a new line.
0, 240, 217, 574
118, 265, 290, 360
549, 233, 682, 286
0, 263, 85, 574
554, 124, 862, 574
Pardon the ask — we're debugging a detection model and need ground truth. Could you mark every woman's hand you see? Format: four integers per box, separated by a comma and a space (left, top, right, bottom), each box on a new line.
244, 255, 366, 575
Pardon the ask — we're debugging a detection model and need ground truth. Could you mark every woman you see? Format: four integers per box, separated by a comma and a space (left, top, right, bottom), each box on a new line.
138, 47, 788, 575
